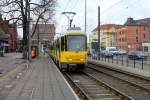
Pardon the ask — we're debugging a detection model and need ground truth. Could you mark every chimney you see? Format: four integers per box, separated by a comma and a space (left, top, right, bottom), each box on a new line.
127, 17, 134, 23
124, 17, 135, 25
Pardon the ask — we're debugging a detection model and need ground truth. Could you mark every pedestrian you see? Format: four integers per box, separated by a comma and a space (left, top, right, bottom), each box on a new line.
31, 48, 36, 58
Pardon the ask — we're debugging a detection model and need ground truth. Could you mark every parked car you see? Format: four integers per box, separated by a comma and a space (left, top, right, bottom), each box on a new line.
118, 49, 127, 55
127, 51, 148, 60
106, 47, 119, 55
101, 50, 113, 57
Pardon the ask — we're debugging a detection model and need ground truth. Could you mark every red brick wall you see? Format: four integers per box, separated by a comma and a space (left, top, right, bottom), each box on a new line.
0, 16, 17, 52
115, 26, 150, 51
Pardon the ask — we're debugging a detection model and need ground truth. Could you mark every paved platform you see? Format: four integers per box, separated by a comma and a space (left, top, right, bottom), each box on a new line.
88, 59, 150, 79
6, 55, 79, 100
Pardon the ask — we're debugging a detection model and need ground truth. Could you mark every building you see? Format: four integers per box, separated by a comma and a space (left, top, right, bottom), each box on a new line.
31, 24, 55, 52
116, 18, 150, 51
91, 24, 123, 51
0, 14, 18, 52
89, 26, 102, 53
90, 17, 150, 52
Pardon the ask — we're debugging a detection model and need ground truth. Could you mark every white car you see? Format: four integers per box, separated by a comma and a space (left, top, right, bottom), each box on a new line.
118, 49, 127, 55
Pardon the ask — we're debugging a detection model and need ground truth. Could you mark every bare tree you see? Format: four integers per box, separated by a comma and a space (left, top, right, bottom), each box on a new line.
0, 0, 56, 59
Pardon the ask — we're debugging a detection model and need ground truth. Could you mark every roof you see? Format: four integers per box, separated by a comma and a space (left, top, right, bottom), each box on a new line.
65, 27, 85, 35
124, 17, 150, 26
92, 24, 123, 32
67, 27, 81, 31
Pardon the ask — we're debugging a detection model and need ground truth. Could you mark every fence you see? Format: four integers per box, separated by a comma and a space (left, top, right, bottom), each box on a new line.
89, 52, 150, 70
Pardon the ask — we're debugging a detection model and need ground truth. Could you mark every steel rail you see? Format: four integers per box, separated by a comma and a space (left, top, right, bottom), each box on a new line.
64, 72, 91, 100
65, 72, 133, 100
87, 63, 150, 93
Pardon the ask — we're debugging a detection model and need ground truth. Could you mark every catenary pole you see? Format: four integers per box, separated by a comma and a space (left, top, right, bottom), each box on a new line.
98, 6, 100, 60
85, 0, 87, 33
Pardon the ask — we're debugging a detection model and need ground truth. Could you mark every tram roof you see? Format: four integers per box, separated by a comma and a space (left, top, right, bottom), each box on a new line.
64, 27, 85, 35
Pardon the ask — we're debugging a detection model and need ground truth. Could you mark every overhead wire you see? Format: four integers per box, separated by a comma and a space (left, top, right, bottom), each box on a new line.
100, 0, 139, 24
63, 0, 72, 12
101, 0, 125, 15
55, 0, 72, 33
69, 0, 79, 11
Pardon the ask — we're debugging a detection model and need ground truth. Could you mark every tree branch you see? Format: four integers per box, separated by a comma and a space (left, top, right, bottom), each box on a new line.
31, 9, 48, 38
2, 9, 21, 13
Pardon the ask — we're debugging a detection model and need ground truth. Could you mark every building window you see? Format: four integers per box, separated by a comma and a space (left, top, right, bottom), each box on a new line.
136, 37, 138, 42
136, 29, 138, 34
143, 33, 146, 38
122, 38, 124, 42
143, 27, 146, 30
119, 38, 121, 42
143, 46, 148, 52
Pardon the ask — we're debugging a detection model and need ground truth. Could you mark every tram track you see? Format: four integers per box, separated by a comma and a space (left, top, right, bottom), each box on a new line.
88, 63, 150, 92
64, 72, 132, 100
85, 63, 150, 100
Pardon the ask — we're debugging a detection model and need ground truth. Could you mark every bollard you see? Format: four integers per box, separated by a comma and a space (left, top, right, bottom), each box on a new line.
133, 58, 135, 68
122, 55, 123, 65
142, 58, 143, 70
126, 58, 128, 67
117, 55, 118, 64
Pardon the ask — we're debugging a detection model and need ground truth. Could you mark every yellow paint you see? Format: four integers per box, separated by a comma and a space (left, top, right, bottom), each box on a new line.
65, 32, 84, 35
59, 51, 87, 63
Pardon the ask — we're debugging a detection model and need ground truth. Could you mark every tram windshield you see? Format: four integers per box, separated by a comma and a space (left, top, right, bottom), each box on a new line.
67, 35, 86, 51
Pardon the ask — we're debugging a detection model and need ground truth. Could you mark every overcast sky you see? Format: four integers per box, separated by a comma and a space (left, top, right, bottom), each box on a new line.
55, 0, 150, 35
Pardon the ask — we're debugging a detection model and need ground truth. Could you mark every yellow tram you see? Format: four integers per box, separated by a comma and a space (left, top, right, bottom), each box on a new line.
50, 27, 87, 71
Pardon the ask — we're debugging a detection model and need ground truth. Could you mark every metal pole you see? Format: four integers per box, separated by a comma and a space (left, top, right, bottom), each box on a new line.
98, 6, 100, 60
70, 19, 72, 28
85, 0, 87, 33
38, 24, 40, 56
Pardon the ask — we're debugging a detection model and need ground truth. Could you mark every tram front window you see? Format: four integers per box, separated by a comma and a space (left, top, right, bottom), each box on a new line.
67, 35, 86, 51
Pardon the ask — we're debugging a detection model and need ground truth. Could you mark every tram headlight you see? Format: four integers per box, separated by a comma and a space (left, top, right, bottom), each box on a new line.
68, 58, 72, 61
80, 59, 84, 61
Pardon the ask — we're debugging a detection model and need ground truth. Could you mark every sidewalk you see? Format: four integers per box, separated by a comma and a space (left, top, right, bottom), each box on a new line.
6, 54, 79, 100
0, 53, 28, 100
88, 59, 150, 79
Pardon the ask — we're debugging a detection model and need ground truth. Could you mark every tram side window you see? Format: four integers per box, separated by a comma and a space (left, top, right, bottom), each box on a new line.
56, 40, 60, 50
61, 37, 64, 51
56, 40, 59, 51
64, 36, 67, 51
